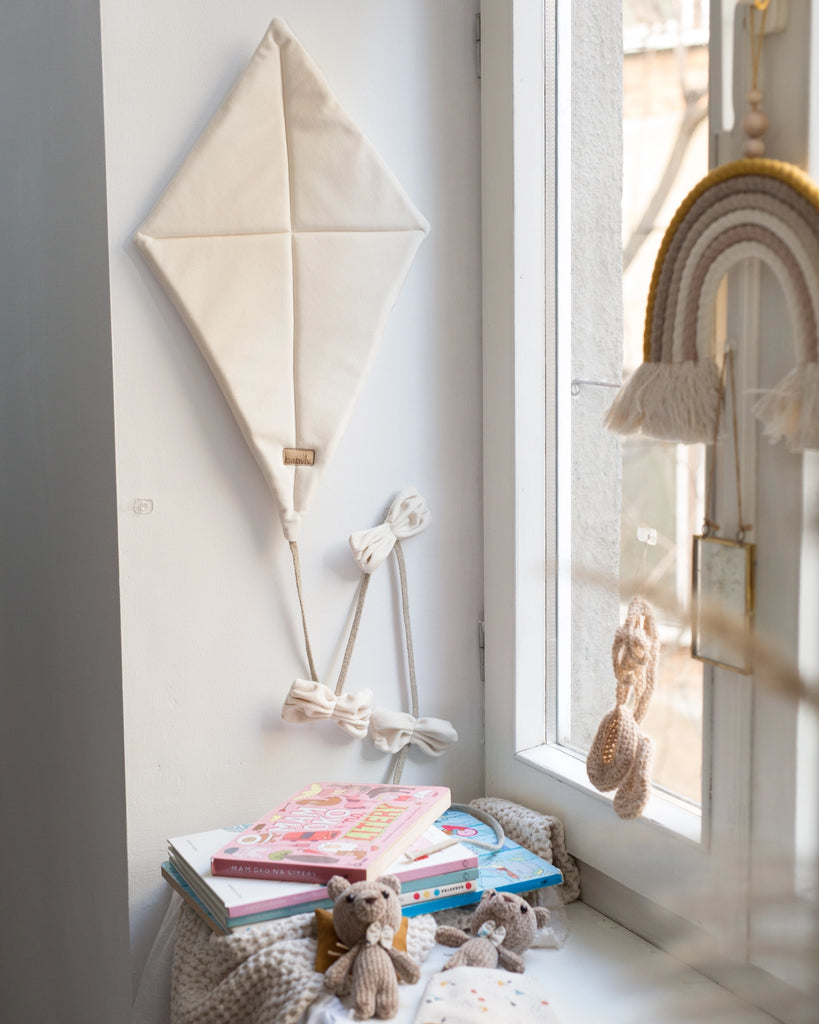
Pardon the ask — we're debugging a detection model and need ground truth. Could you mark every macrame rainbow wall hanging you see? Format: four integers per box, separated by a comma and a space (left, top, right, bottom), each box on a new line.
605, 158, 819, 453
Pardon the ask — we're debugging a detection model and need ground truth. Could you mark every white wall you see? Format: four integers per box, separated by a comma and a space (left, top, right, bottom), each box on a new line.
99, 0, 484, 992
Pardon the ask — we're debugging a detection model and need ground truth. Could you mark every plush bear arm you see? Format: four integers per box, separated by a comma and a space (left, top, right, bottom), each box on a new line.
434, 925, 469, 948
496, 947, 526, 973
323, 944, 359, 993
442, 937, 499, 971
387, 947, 421, 985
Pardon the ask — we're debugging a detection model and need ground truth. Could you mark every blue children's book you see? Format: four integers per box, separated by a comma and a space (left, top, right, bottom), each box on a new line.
404, 807, 562, 915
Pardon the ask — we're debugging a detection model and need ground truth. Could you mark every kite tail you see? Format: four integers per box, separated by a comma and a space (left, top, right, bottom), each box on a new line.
289, 541, 319, 682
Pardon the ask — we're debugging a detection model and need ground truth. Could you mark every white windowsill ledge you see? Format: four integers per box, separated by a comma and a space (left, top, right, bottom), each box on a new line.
517, 743, 703, 844
541, 901, 779, 1024
390, 901, 779, 1024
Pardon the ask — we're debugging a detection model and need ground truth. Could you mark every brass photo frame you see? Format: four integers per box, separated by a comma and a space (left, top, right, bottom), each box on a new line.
691, 535, 755, 674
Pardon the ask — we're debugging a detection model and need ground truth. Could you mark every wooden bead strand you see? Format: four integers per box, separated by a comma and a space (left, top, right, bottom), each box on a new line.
743, 88, 768, 157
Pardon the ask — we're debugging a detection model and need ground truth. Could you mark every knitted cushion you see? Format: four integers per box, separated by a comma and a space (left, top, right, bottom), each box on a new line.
469, 797, 581, 903
170, 903, 435, 1024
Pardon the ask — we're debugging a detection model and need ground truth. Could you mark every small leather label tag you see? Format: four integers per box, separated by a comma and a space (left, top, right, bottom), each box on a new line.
283, 448, 315, 467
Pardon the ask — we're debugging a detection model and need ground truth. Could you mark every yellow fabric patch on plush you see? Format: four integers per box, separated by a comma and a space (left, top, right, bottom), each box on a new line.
314, 908, 409, 972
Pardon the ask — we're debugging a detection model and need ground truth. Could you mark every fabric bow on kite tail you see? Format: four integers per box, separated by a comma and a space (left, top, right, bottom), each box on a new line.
282, 488, 458, 781
352, 490, 458, 781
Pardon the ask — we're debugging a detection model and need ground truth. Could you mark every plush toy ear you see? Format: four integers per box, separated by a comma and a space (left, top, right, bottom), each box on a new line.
478, 888, 497, 901
376, 874, 401, 895
327, 875, 351, 902
534, 907, 551, 928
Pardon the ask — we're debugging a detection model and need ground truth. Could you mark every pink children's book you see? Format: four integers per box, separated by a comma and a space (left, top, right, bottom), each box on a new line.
210, 782, 452, 883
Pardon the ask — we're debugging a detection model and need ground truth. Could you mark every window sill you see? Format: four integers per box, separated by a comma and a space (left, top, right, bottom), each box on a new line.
546, 901, 780, 1023
391, 899, 782, 1024
516, 742, 703, 844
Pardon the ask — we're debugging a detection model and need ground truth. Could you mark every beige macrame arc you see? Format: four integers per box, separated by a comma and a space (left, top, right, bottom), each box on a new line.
604, 159, 819, 452
586, 596, 660, 820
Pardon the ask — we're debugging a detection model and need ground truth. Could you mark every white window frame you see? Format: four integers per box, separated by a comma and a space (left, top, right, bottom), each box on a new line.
481, 0, 817, 1010
481, 0, 737, 926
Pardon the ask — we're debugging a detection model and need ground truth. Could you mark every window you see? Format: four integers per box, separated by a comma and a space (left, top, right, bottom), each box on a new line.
564, 2, 710, 815
481, 0, 817, 1014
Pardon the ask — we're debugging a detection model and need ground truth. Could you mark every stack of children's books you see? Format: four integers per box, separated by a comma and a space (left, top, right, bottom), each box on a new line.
161, 782, 562, 934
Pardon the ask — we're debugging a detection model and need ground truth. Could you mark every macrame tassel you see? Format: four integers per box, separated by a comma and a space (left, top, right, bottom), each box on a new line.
604, 363, 664, 434
605, 360, 722, 444
755, 361, 819, 452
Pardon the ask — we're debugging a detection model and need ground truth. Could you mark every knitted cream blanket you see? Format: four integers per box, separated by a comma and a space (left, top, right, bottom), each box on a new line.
469, 797, 581, 903
170, 903, 436, 1024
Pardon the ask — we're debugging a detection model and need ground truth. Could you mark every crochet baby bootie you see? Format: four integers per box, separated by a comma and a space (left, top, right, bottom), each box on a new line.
586, 596, 660, 819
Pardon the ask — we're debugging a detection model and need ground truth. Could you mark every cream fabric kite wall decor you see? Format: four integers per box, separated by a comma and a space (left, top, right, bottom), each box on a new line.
135, 18, 429, 678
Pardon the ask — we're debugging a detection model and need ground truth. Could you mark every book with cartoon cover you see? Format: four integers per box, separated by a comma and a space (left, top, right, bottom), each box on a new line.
210, 782, 451, 883
168, 822, 476, 923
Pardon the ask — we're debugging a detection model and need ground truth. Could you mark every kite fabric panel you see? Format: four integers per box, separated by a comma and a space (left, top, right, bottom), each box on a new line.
136, 19, 430, 540
605, 158, 819, 453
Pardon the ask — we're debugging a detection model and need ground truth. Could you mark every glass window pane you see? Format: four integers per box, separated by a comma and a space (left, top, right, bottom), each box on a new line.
563, 1, 709, 808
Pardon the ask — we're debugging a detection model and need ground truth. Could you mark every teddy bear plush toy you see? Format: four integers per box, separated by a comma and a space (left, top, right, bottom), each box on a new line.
323, 874, 421, 1019
434, 889, 550, 973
